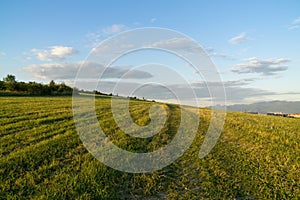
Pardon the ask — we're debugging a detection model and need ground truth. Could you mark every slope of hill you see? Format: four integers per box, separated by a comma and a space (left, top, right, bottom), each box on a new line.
226, 100, 300, 114
0, 97, 299, 199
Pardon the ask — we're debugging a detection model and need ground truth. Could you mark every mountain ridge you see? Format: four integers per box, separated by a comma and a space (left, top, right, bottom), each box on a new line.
224, 100, 300, 114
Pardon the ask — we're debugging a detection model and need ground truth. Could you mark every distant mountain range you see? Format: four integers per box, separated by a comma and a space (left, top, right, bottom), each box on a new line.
225, 101, 300, 114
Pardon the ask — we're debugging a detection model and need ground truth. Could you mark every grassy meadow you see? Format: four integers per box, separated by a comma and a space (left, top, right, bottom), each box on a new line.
0, 96, 299, 199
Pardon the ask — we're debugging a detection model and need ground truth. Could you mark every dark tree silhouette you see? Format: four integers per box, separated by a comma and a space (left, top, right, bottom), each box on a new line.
3, 74, 16, 83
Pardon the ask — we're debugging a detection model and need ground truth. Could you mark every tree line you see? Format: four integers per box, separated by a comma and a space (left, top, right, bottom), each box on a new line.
0, 74, 77, 96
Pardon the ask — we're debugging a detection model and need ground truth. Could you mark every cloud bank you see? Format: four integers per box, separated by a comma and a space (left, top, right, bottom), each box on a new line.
24, 62, 153, 80
231, 57, 289, 75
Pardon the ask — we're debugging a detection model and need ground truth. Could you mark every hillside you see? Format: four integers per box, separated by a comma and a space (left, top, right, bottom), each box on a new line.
0, 97, 299, 199
226, 100, 300, 114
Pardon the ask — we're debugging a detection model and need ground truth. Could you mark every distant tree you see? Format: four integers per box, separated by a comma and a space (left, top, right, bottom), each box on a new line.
3, 74, 16, 83
15, 81, 27, 92
93, 90, 103, 95
27, 82, 42, 95
49, 80, 58, 94
41, 84, 51, 95
57, 83, 72, 94
2, 75, 17, 91
0, 81, 5, 90
49, 80, 55, 87
6, 83, 16, 91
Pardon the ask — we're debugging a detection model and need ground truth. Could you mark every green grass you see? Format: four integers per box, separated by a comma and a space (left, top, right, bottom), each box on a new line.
0, 96, 299, 199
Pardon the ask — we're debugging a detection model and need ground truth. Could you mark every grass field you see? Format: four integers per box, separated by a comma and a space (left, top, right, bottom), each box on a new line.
0, 96, 299, 199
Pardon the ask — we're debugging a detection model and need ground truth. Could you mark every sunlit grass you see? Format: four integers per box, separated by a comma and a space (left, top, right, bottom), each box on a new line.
0, 97, 299, 199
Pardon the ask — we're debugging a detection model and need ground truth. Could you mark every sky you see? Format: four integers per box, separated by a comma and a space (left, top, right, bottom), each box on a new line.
0, 0, 300, 106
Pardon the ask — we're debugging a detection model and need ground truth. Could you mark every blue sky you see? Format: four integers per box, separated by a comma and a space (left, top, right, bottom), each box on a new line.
0, 0, 300, 105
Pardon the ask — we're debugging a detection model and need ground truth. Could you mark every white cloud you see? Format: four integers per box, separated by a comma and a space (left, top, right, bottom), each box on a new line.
24, 62, 153, 80
288, 25, 299, 30
85, 31, 103, 48
31, 46, 78, 61
228, 32, 250, 44
91, 42, 134, 54
150, 18, 157, 23
204, 47, 232, 59
0, 51, 6, 57
102, 24, 127, 35
288, 17, 300, 30
231, 57, 290, 76
146, 37, 200, 52
133, 22, 140, 26
292, 17, 300, 24
86, 24, 128, 47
